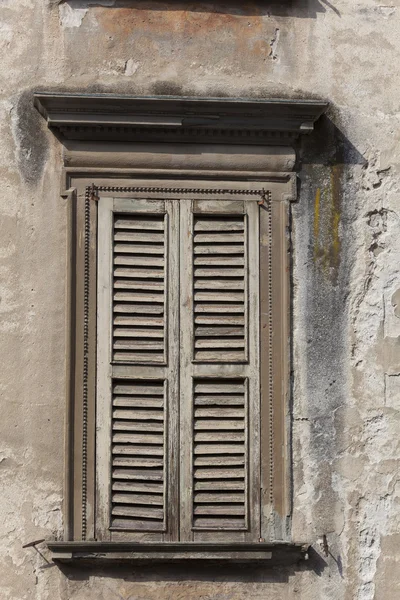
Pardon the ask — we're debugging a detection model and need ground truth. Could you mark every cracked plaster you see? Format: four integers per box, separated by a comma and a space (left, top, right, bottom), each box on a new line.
1, 1, 400, 599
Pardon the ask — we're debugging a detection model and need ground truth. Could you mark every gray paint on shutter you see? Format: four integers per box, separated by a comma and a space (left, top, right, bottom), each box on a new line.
193, 378, 248, 530
113, 214, 167, 364
96, 198, 179, 542
111, 379, 166, 531
180, 198, 260, 543
193, 215, 248, 363
97, 193, 268, 544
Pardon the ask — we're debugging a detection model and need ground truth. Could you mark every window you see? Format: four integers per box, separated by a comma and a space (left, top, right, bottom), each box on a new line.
65, 181, 291, 553
34, 93, 326, 560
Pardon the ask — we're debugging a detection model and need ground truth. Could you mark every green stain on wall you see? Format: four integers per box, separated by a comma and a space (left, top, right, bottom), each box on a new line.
313, 165, 342, 283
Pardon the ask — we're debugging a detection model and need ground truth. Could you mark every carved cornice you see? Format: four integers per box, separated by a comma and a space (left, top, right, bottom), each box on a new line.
34, 93, 327, 146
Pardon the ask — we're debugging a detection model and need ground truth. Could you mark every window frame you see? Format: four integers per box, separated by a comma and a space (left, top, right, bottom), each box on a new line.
63, 177, 292, 554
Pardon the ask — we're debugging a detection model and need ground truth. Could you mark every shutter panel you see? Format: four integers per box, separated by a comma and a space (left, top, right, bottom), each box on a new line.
193, 378, 248, 530
193, 215, 247, 362
180, 199, 260, 542
111, 379, 166, 530
96, 198, 179, 542
113, 214, 166, 364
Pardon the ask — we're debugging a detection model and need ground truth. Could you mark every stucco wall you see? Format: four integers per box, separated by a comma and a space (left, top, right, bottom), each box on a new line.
1, 1, 400, 599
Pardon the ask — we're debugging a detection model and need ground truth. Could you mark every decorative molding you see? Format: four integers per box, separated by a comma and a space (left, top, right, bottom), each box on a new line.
34, 93, 327, 146
94, 184, 270, 199
81, 184, 96, 540
267, 204, 274, 506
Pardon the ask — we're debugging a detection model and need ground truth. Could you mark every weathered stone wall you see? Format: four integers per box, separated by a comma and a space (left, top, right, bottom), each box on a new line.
1, 1, 399, 598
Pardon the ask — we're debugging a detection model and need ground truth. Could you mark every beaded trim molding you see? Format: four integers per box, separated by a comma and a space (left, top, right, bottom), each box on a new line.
81, 184, 273, 538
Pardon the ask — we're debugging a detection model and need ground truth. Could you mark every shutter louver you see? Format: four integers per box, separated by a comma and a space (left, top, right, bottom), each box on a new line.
193, 378, 248, 530
111, 379, 166, 531
113, 214, 166, 364
193, 215, 247, 362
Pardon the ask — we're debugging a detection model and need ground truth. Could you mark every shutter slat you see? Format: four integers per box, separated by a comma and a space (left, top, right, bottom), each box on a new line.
113, 444, 164, 456
115, 255, 165, 267
113, 433, 164, 444
194, 431, 245, 442
112, 481, 164, 493
114, 304, 164, 314
115, 231, 164, 243
114, 328, 164, 338
194, 383, 244, 393
194, 268, 244, 277
113, 340, 164, 350
194, 245, 245, 255
194, 304, 244, 313
194, 456, 245, 467
114, 267, 164, 279
113, 468, 164, 480
194, 443, 244, 454
113, 421, 164, 432
194, 395, 244, 406
194, 468, 245, 479
113, 409, 164, 420
194, 339, 245, 349
114, 352, 165, 363
113, 384, 164, 395
194, 219, 245, 231
114, 292, 164, 303
194, 506, 245, 516
194, 256, 245, 266
115, 218, 164, 230
113, 396, 164, 408
113, 456, 164, 468
195, 280, 244, 290
194, 493, 245, 503
194, 233, 244, 243
194, 408, 245, 418
194, 351, 245, 362
114, 280, 164, 291
194, 480, 245, 491
114, 316, 164, 327
113, 493, 164, 506
112, 506, 164, 520
195, 326, 244, 337
114, 243, 164, 255
193, 518, 245, 529
194, 292, 244, 302
111, 519, 165, 531
195, 315, 244, 326
195, 420, 245, 430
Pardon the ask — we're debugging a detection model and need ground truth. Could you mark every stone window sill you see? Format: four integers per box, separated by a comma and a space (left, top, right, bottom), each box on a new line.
47, 541, 309, 564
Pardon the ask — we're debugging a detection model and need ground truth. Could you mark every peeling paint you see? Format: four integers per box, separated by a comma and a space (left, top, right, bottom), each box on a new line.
2, 1, 400, 599
59, 3, 88, 28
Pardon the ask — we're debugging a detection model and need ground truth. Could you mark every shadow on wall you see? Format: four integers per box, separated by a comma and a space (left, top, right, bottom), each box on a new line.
299, 114, 367, 168
53, 549, 329, 583
61, 0, 341, 19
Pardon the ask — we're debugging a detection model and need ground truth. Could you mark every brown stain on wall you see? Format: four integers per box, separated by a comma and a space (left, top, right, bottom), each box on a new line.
94, 4, 268, 60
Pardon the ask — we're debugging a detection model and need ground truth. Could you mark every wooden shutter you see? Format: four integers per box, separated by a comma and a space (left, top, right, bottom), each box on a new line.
96, 197, 179, 542
95, 190, 289, 545
179, 199, 260, 542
